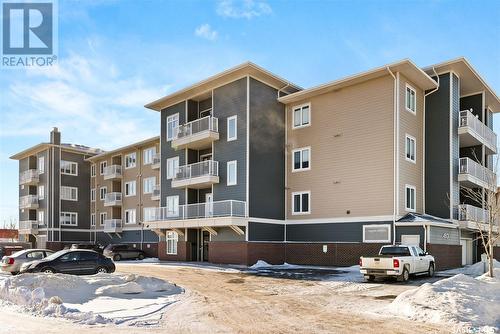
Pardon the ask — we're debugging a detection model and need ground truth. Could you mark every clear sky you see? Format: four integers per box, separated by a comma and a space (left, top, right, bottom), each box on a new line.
0, 0, 499, 225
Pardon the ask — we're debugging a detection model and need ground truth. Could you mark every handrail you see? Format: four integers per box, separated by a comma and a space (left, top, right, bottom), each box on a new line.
174, 160, 219, 181
459, 109, 497, 150
459, 157, 495, 185
145, 200, 247, 222
174, 116, 218, 140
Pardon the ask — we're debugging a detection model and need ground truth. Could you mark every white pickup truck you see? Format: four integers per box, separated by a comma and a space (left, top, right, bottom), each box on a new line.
359, 245, 435, 282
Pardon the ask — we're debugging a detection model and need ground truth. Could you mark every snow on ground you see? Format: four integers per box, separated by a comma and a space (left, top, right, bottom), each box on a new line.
0, 272, 183, 326
440, 259, 500, 277
385, 268, 500, 333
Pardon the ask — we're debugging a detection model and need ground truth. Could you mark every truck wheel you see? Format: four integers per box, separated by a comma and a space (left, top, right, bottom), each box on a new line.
113, 254, 121, 261
366, 275, 375, 282
428, 263, 435, 277
398, 267, 410, 282
137, 253, 145, 260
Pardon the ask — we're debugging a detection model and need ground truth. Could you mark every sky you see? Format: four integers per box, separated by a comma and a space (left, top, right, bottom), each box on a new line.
0, 0, 499, 224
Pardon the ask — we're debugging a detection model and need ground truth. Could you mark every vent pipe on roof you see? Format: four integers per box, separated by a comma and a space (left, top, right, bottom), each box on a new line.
50, 127, 61, 145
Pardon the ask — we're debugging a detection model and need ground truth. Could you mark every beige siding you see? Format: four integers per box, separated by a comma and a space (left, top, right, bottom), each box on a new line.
286, 75, 395, 220
398, 74, 424, 215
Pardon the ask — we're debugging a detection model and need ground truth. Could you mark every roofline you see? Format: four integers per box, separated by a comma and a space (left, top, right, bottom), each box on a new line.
86, 136, 160, 161
278, 59, 438, 104
144, 61, 302, 111
10, 143, 101, 160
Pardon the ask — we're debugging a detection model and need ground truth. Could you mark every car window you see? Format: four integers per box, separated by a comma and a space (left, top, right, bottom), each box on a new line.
79, 252, 98, 261
26, 251, 45, 259
380, 247, 411, 256
44, 251, 54, 257
415, 246, 425, 256
59, 252, 80, 262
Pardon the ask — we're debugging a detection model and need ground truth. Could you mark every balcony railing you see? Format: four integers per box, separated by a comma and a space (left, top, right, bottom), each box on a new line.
145, 200, 247, 222
19, 169, 39, 185
104, 192, 122, 206
152, 184, 160, 200
172, 116, 219, 149
18, 220, 39, 234
458, 157, 495, 189
19, 195, 39, 209
459, 110, 497, 153
152, 153, 161, 169
458, 204, 488, 223
103, 219, 123, 233
171, 160, 219, 189
103, 165, 122, 180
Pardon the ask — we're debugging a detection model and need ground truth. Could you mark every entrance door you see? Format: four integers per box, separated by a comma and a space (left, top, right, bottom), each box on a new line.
205, 193, 213, 217
460, 239, 472, 266
202, 230, 210, 262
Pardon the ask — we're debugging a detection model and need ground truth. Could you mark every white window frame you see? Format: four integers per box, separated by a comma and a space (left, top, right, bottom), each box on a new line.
91, 164, 96, 177
91, 213, 96, 227
125, 181, 136, 197
227, 160, 237, 186
60, 160, 78, 176
362, 224, 391, 243
166, 157, 179, 180
143, 207, 156, 222
227, 115, 237, 141
60, 212, 78, 226
38, 210, 44, 224
38, 185, 45, 200
38, 156, 45, 174
166, 231, 178, 255
405, 84, 416, 114
125, 152, 137, 169
143, 177, 156, 194
124, 209, 136, 224
100, 186, 107, 201
405, 134, 416, 163
292, 147, 311, 172
91, 188, 96, 202
60, 186, 78, 201
143, 147, 156, 165
292, 103, 311, 129
166, 196, 179, 217
166, 113, 179, 141
100, 212, 107, 225
291, 191, 311, 215
100, 161, 107, 175
405, 184, 416, 212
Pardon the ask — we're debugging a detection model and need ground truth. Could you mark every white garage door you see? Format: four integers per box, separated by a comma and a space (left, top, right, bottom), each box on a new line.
401, 234, 420, 246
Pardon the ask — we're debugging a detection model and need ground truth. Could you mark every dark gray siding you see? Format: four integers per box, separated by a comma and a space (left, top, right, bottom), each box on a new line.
429, 226, 459, 245
395, 225, 425, 248
210, 226, 245, 241
425, 73, 451, 219
96, 229, 159, 245
248, 222, 284, 241
161, 101, 187, 206
286, 221, 393, 242
249, 78, 285, 220
451, 74, 460, 220
460, 93, 483, 121
212, 78, 247, 202
61, 231, 91, 243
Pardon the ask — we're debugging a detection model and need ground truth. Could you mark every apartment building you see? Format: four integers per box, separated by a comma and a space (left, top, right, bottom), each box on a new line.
87, 137, 160, 257
11, 128, 102, 249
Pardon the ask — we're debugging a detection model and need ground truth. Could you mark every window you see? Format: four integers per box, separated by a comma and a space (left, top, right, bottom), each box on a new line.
60, 212, 78, 226
166, 231, 178, 255
26, 251, 44, 259
363, 224, 391, 243
166, 114, 179, 141
125, 181, 136, 197
100, 212, 107, 225
100, 186, 107, 201
100, 161, 107, 175
143, 147, 156, 165
405, 84, 416, 113
91, 213, 96, 227
405, 185, 416, 212
61, 186, 78, 201
405, 135, 416, 163
60, 160, 78, 175
292, 147, 310, 171
292, 104, 310, 128
38, 185, 45, 200
166, 157, 179, 180
125, 209, 136, 224
166, 196, 179, 217
91, 164, 96, 177
227, 160, 237, 186
91, 188, 96, 202
292, 191, 310, 215
38, 156, 45, 174
227, 115, 237, 141
143, 207, 156, 222
38, 210, 44, 224
125, 152, 136, 169
143, 177, 155, 194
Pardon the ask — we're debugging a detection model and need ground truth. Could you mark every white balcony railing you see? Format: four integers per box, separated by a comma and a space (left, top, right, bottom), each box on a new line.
174, 160, 219, 181
103, 165, 122, 180
104, 192, 122, 206
152, 185, 160, 200
145, 200, 247, 222
174, 116, 218, 140
458, 204, 489, 223
459, 157, 495, 188
152, 153, 161, 169
459, 110, 497, 152
103, 219, 123, 233
19, 169, 39, 185
19, 195, 39, 209
18, 220, 39, 234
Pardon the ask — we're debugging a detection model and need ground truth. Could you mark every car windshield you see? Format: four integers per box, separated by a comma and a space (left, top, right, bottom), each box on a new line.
380, 247, 411, 256
43, 250, 68, 261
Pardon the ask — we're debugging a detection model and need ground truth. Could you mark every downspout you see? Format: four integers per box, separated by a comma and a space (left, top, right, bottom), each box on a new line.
387, 67, 397, 245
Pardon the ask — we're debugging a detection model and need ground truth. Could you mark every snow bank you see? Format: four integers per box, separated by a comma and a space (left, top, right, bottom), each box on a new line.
0, 273, 182, 326
386, 268, 500, 332
441, 259, 500, 277
250, 260, 302, 269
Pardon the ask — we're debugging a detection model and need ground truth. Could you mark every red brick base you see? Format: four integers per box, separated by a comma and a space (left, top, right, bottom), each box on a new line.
46, 242, 65, 251
426, 243, 462, 270
494, 247, 500, 261
158, 241, 191, 261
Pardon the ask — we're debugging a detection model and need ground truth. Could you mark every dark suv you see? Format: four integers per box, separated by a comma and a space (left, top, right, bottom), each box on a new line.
103, 244, 146, 261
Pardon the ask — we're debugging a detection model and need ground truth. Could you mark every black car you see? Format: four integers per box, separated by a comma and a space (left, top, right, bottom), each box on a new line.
70, 243, 104, 254
103, 244, 146, 261
20, 249, 115, 275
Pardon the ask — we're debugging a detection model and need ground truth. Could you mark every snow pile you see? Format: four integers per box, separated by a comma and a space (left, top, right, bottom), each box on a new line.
386, 268, 500, 332
0, 273, 182, 326
250, 260, 302, 270
441, 259, 500, 277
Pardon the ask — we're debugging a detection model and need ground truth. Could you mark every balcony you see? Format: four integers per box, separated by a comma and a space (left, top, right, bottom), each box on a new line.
458, 158, 496, 190
458, 110, 497, 154
18, 220, 38, 235
151, 153, 161, 169
19, 169, 39, 185
103, 165, 122, 180
103, 219, 123, 233
104, 192, 122, 207
151, 185, 160, 201
172, 116, 219, 150
145, 200, 247, 222
457, 204, 498, 232
19, 195, 39, 209
171, 160, 219, 189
